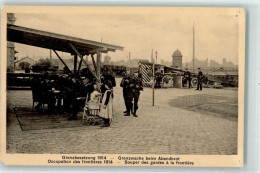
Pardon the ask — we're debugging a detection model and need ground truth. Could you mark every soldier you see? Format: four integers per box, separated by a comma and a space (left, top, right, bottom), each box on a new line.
124, 74, 134, 116
120, 71, 130, 114
67, 77, 81, 120
196, 68, 203, 91
155, 72, 162, 88
31, 77, 43, 113
184, 68, 191, 88
131, 73, 143, 117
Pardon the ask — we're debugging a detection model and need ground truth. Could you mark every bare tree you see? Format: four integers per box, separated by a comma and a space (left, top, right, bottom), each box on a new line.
104, 55, 111, 65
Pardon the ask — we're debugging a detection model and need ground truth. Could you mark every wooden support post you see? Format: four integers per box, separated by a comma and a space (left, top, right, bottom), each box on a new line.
53, 50, 72, 74
77, 55, 83, 73
68, 42, 98, 79
152, 49, 155, 107
91, 54, 98, 75
97, 52, 101, 90
74, 54, 77, 74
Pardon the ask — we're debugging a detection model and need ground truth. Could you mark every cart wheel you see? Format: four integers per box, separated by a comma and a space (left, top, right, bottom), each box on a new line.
91, 119, 96, 126
100, 118, 104, 124
162, 75, 173, 88
86, 117, 95, 126
191, 78, 198, 88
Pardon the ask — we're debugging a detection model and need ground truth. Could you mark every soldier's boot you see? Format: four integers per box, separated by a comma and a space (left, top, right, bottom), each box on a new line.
133, 109, 138, 117
124, 109, 130, 116
124, 112, 130, 116
130, 107, 134, 115
124, 102, 131, 116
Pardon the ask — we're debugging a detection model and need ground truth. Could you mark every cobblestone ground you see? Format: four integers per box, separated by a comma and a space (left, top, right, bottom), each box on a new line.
6, 78, 238, 154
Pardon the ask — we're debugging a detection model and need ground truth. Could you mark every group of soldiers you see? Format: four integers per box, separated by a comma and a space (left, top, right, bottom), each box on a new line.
31, 66, 203, 122
183, 68, 204, 90
31, 70, 93, 120
120, 72, 143, 117
31, 66, 145, 121
183, 69, 192, 88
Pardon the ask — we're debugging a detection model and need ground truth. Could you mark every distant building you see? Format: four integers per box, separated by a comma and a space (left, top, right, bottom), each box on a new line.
172, 49, 182, 68
110, 58, 148, 68
50, 58, 94, 72
209, 59, 221, 68
161, 59, 171, 67
222, 57, 235, 68
223, 58, 227, 66
15, 56, 36, 69
184, 58, 208, 69
7, 13, 17, 72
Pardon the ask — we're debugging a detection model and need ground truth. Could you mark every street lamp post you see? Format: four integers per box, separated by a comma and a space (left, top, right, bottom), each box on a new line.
129, 52, 131, 74
155, 51, 158, 64
152, 49, 155, 106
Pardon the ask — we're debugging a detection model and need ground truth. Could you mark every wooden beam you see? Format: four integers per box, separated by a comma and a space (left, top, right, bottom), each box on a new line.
91, 54, 98, 75
74, 54, 77, 74
69, 42, 98, 79
89, 47, 108, 54
77, 55, 84, 74
8, 24, 124, 52
97, 52, 101, 90
107, 48, 116, 52
52, 50, 72, 74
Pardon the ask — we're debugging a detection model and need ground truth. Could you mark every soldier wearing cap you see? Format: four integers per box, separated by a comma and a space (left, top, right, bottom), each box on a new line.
122, 73, 135, 116
120, 71, 131, 114
184, 68, 191, 88
131, 73, 143, 117
196, 68, 203, 91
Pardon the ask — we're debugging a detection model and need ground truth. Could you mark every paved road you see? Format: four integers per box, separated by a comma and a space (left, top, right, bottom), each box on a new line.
6, 78, 238, 154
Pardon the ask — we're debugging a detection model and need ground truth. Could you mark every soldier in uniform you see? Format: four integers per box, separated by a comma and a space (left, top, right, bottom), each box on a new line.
67, 77, 81, 120
123, 74, 134, 116
184, 68, 191, 88
131, 73, 143, 117
155, 72, 162, 88
196, 68, 203, 91
120, 71, 130, 114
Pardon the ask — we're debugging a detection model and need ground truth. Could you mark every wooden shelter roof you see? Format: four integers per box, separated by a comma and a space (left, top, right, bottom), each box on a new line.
7, 24, 124, 55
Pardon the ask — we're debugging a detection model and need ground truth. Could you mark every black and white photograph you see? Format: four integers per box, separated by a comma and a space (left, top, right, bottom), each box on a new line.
1, 6, 245, 166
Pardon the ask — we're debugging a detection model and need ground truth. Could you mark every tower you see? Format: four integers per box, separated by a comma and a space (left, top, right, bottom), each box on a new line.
172, 49, 183, 68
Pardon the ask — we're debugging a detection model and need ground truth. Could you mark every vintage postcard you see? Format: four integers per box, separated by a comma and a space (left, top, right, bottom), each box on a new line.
0, 6, 245, 167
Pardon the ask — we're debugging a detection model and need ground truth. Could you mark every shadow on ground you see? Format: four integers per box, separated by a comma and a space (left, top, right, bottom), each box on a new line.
169, 94, 238, 121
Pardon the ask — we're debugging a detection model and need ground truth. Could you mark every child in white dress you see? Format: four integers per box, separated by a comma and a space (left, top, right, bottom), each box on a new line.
86, 84, 101, 115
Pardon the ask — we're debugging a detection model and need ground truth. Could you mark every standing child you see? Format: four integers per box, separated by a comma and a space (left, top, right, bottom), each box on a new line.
99, 81, 113, 127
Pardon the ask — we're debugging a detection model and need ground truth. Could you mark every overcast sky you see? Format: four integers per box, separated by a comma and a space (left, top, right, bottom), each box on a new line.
14, 8, 239, 64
